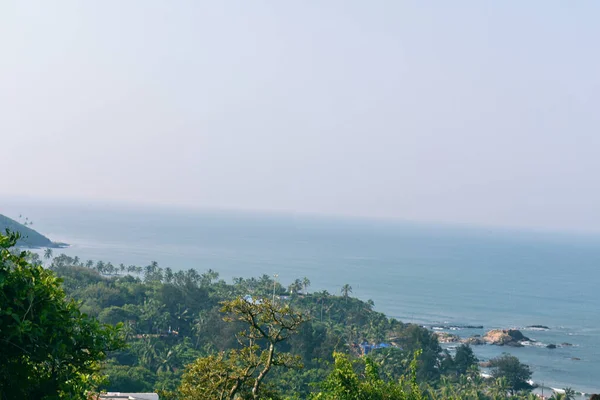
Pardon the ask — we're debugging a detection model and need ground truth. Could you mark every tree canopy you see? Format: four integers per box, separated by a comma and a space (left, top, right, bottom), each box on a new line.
489, 353, 533, 395
179, 297, 307, 399
0, 230, 123, 399
19, 244, 548, 400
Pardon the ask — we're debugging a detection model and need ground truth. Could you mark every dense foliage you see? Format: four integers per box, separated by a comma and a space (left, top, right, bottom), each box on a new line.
43, 254, 449, 396
0, 231, 123, 399
19, 246, 578, 399
179, 297, 306, 399
489, 354, 533, 395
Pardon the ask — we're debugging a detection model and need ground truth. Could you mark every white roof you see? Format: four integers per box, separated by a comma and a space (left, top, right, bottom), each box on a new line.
101, 393, 159, 400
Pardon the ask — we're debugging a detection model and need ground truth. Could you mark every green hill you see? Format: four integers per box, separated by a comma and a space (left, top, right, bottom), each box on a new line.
0, 214, 64, 248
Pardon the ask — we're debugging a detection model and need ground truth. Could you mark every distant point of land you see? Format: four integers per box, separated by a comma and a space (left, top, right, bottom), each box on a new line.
0, 214, 67, 248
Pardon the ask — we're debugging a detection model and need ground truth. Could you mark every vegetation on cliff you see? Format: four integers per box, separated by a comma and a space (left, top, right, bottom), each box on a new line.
0, 213, 64, 248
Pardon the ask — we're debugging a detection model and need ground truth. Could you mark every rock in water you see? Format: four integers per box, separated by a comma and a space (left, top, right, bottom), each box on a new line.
527, 325, 550, 330
483, 329, 530, 347
463, 336, 486, 345
434, 332, 460, 343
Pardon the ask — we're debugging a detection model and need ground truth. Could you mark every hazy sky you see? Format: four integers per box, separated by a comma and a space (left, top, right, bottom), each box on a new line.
1, 1, 599, 232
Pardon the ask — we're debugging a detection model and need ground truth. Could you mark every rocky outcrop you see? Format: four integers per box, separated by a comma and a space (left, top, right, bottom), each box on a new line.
434, 328, 538, 348
482, 329, 530, 347
434, 332, 460, 343
546, 344, 557, 349
527, 325, 550, 330
463, 336, 486, 345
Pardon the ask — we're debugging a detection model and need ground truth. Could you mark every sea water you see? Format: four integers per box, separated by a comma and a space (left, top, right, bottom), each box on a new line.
2, 198, 599, 394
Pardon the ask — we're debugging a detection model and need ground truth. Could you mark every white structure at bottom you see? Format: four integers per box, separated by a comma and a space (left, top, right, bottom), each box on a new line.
100, 393, 159, 400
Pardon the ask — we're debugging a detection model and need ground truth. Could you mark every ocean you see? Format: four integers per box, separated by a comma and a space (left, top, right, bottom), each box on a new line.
2, 198, 599, 394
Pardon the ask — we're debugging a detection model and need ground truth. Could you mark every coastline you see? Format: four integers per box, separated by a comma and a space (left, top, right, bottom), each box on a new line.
6, 201, 600, 395
428, 324, 599, 397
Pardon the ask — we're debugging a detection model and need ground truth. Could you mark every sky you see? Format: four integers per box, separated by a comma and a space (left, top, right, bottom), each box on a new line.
1, 1, 599, 232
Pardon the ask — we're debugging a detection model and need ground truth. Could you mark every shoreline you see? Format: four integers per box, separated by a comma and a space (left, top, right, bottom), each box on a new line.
19, 232, 600, 396
428, 324, 599, 396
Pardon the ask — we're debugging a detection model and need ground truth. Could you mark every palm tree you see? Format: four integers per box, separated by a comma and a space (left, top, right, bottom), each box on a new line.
144, 261, 161, 281
96, 260, 105, 274
192, 311, 208, 349
302, 277, 311, 294
73, 256, 80, 266
139, 337, 158, 369
122, 320, 136, 341
156, 348, 177, 374
288, 279, 303, 295
492, 377, 509, 399
119, 263, 126, 275
184, 268, 199, 285
174, 304, 190, 333
164, 267, 174, 284
105, 262, 115, 275
562, 387, 575, 400
366, 299, 375, 309
85, 259, 94, 268
341, 284, 353, 299
43, 248, 53, 262
200, 269, 219, 286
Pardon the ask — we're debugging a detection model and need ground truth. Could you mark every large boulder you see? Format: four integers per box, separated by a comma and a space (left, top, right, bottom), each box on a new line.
483, 329, 530, 347
434, 332, 460, 343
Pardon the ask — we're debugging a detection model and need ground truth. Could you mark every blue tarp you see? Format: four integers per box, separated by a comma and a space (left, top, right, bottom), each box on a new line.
359, 342, 394, 354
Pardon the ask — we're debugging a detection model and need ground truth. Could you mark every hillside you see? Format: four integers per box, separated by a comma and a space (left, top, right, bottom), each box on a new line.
0, 214, 64, 248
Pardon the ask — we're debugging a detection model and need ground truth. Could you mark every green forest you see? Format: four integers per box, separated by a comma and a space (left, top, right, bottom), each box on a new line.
1, 230, 580, 400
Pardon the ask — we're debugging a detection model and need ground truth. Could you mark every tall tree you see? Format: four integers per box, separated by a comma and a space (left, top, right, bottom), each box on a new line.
179, 296, 307, 400
288, 278, 303, 295
0, 231, 124, 399
453, 344, 478, 376
164, 267, 174, 284
302, 277, 311, 294
106, 262, 115, 275
489, 354, 532, 395
563, 387, 576, 400
96, 260, 105, 274
43, 247, 53, 262
341, 284, 353, 299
